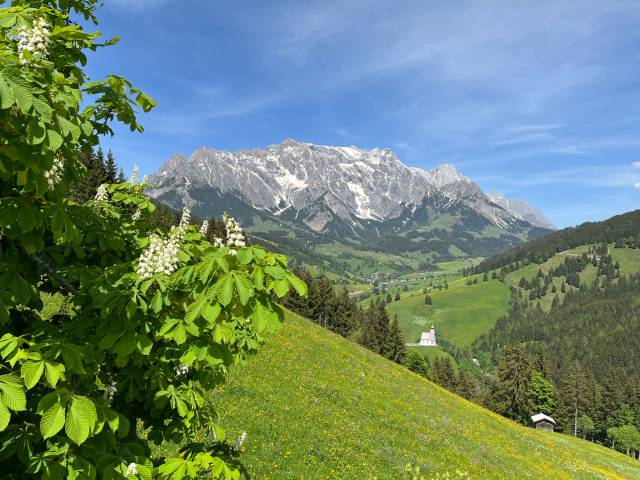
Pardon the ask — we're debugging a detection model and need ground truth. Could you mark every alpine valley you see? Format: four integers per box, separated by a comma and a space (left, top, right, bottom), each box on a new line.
149, 139, 554, 277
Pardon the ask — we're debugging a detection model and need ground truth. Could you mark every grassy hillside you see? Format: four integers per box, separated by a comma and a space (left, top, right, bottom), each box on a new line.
381, 244, 640, 353
387, 277, 510, 345
207, 312, 640, 479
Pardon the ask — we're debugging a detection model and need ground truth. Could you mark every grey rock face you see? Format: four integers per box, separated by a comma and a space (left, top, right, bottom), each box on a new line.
149, 139, 553, 233
488, 192, 556, 230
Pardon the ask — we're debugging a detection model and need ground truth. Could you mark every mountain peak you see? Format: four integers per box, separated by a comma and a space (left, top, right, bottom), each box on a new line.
489, 191, 556, 230
427, 163, 471, 187
148, 141, 552, 233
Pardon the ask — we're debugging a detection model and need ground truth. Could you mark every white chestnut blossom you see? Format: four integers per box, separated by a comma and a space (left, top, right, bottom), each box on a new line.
232, 431, 247, 452
104, 382, 117, 402
223, 213, 245, 255
129, 164, 139, 184
94, 184, 109, 201
179, 207, 190, 228
16, 18, 50, 65
125, 463, 138, 476
141, 175, 148, 184
199, 220, 209, 236
212, 236, 224, 247
131, 209, 142, 221
136, 208, 190, 278
175, 364, 189, 376
44, 156, 64, 190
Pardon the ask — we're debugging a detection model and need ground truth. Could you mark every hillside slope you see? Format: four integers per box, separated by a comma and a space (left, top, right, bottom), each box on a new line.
211, 312, 640, 479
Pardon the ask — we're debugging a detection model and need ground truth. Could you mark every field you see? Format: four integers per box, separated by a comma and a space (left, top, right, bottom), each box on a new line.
386, 245, 640, 350
387, 278, 511, 345
202, 311, 640, 479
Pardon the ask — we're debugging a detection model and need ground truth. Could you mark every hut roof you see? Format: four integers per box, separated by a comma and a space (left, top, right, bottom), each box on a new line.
531, 413, 556, 425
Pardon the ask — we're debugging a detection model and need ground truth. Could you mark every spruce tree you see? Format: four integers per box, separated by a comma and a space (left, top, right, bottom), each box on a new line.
493, 344, 533, 424
376, 302, 392, 356
456, 368, 479, 401
433, 357, 456, 391
329, 288, 358, 337
386, 315, 406, 363
557, 363, 594, 435
105, 149, 125, 183
359, 302, 378, 352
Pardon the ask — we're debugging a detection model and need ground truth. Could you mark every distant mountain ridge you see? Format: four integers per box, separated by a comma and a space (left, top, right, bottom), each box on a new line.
488, 192, 555, 230
148, 140, 554, 271
150, 139, 554, 229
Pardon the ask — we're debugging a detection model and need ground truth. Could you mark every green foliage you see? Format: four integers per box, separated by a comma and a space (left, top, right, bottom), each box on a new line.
607, 424, 640, 456
528, 371, 556, 416
403, 350, 430, 378
0, 1, 304, 478
577, 415, 595, 439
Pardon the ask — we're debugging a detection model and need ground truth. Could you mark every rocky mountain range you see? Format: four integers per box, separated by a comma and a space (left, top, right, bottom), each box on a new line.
148, 139, 554, 273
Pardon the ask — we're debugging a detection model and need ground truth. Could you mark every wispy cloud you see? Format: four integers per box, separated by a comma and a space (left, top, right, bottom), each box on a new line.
93, 0, 640, 227
106, 0, 168, 11
474, 164, 640, 190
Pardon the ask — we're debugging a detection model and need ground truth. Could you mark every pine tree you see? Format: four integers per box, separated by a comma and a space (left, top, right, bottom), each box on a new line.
394, 292, 401, 302
557, 363, 595, 436
105, 149, 120, 182
493, 344, 533, 424
433, 357, 456, 391
424, 294, 432, 305
360, 302, 379, 352
386, 315, 406, 363
329, 288, 359, 337
70, 147, 126, 203
456, 368, 479, 401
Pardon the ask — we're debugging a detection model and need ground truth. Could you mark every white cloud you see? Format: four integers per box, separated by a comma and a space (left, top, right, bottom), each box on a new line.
632, 162, 640, 169
635, 182, 640, 189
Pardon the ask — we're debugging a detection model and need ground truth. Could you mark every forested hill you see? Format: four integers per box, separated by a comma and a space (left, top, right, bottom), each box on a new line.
474, 274, 640, 441
471, 209, 640, 273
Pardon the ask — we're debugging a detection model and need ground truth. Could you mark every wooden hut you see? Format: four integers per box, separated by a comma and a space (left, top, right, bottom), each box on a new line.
531, 413, 556, 432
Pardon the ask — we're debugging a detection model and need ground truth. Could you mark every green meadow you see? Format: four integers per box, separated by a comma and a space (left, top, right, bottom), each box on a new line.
387, 278, 511, 345
205, 311, 640, 479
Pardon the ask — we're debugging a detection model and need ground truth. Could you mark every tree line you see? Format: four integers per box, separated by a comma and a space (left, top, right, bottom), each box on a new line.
470, 210, 640, 274
281, 270, 406, 365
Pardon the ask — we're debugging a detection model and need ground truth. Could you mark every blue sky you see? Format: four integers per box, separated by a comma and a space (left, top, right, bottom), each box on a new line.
88, 0, 640, 228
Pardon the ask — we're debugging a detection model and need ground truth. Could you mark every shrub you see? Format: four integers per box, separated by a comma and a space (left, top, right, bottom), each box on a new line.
0, 1, 305, 478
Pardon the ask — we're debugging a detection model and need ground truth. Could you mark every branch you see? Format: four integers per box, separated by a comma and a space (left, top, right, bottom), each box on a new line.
30, 253, 80, 296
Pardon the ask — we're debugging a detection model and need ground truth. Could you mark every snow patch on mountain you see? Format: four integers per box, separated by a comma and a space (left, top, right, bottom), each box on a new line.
148, 139, 553, 233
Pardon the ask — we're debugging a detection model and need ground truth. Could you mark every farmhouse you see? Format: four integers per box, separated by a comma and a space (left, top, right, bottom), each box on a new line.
531, 413, 556, 432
